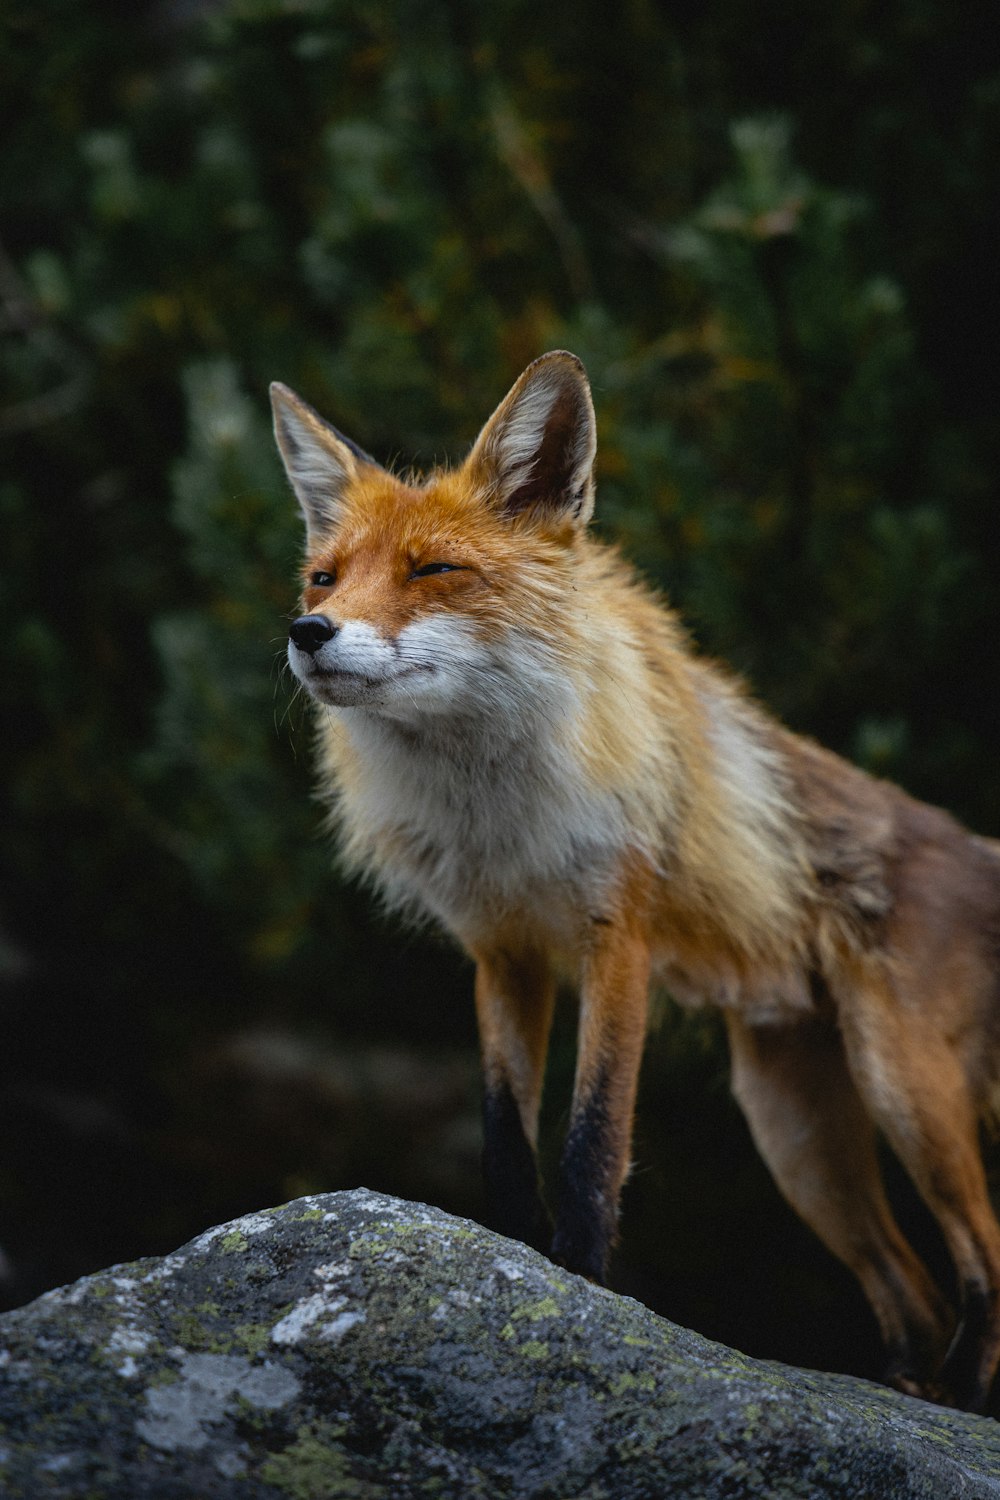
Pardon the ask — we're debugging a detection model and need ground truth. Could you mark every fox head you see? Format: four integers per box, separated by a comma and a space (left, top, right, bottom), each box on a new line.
272, 351, 597, 721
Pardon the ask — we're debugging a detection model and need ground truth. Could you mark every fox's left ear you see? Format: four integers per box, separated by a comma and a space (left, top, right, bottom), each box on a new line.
270, 382, 381, 541
466, 351, 597, 527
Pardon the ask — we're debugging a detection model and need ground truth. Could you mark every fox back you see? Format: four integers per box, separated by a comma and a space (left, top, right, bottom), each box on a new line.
273, 351, 1000, 1414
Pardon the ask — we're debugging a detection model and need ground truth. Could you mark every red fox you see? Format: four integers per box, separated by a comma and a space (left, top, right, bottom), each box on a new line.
271, 351, 1000, 1412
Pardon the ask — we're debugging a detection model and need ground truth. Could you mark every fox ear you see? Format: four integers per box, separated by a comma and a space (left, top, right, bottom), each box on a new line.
270, 383, 379, 539
466, 351, 597, 526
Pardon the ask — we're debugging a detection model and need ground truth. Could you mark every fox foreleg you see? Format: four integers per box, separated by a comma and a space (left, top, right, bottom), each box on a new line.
551, 879, 653, 1282
474, 948, 557, 1253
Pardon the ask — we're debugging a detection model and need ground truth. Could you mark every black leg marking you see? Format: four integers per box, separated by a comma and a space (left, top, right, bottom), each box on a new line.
481, 1079, 552, 1253
551, 1080, 618, 1283
941, 1282, 998, 1412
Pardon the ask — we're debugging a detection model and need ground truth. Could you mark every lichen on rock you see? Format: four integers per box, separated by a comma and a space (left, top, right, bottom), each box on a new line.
1, 1188, 1000, 1497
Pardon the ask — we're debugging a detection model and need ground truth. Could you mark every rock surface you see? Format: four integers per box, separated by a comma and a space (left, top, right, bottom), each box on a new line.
2, 1189, 1000, 1498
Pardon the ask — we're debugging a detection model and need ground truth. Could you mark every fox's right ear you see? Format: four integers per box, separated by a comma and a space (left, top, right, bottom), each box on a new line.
270, 383, 379, 539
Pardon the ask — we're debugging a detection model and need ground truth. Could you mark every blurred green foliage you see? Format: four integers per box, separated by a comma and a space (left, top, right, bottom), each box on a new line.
1, 0, 998, 1371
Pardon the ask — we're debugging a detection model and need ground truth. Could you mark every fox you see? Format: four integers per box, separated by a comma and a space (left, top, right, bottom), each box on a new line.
271, 351, 1000, 1412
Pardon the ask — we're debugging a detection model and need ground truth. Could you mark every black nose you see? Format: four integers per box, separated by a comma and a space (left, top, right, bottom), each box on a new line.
289, 615, 337, 654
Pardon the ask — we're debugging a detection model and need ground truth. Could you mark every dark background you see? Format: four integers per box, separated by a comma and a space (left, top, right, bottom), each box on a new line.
2, 0, 998, 1383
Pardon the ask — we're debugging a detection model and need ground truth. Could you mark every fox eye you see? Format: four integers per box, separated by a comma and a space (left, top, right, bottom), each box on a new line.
310, 570, 335, 587
411, 562, 461, 578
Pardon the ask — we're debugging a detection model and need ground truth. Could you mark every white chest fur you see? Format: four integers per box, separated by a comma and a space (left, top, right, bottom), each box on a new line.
328, 699, 632, 945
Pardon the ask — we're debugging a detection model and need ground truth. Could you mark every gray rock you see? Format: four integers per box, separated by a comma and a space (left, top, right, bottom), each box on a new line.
1, 1189, 999, 1498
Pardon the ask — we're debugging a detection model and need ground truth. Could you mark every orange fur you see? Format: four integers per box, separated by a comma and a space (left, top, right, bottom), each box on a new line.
272, 354, 1000, 1412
